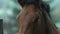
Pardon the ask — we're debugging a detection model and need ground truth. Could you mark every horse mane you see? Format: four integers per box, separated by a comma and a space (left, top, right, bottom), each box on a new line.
18, 0, 50, 16
17, 0, 59, 34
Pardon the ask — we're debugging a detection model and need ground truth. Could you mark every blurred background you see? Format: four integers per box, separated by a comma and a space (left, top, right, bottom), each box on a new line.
0, 0, 60, 34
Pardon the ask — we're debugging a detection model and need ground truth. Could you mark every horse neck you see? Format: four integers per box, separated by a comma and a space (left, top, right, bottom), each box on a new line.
42, 11, 59, 34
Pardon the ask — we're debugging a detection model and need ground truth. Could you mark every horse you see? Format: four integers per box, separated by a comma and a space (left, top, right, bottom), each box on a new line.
17, 0, 59, 34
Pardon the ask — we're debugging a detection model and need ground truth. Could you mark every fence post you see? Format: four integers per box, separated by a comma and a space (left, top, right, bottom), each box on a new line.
0, 19, 3, 34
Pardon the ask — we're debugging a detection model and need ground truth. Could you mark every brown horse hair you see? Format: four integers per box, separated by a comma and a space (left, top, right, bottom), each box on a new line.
17, 0, 59, 34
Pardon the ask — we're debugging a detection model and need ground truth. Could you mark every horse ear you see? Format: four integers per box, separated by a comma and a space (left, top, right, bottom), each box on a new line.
18, 0, 24, 7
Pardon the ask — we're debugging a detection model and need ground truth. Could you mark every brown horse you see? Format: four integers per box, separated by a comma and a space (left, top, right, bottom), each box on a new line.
17, 0, 59, 34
